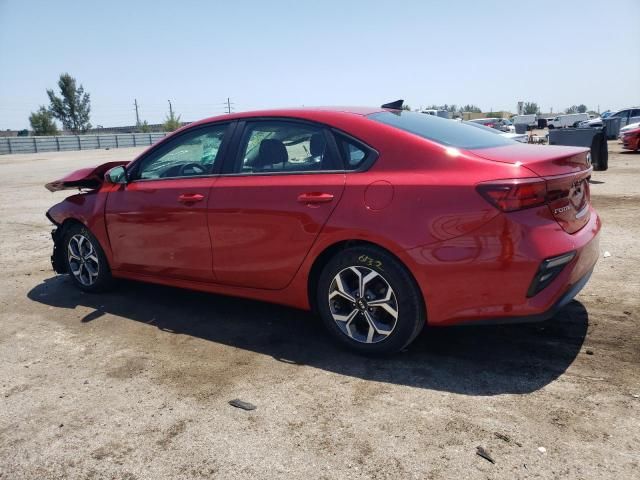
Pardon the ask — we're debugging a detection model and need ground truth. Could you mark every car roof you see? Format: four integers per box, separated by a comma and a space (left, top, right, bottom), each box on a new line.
185, 106, 387, 129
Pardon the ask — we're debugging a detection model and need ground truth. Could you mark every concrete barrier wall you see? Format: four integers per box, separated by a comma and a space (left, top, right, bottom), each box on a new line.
0, 133, 167, 155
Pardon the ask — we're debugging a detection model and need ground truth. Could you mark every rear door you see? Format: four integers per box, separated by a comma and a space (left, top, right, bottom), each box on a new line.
209, 119, 345, 289
105, 123, 232, 281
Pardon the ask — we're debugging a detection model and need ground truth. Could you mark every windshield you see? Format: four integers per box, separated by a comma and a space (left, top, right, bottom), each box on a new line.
368, 111, 514, 149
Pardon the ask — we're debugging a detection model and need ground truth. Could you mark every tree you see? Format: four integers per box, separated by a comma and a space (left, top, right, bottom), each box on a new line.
425, 104, 458, 112
523, 102, 539, 114
461, 104, 482, 113
29, 106, 59, 136
565, 105, 578, 114
47, 73, 91, 133
163, 111, 182, 132
577, 104, 588, 113
138, 120, 151, 133
401, 104, 411, 111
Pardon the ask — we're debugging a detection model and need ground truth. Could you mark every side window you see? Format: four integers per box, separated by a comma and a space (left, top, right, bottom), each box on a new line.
136, 124, 227, 180
335, 134, 374, 170
236, 121, 339, 174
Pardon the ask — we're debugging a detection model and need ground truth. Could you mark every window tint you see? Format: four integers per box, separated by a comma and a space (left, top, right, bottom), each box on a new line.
136, 125, 227, 179
236, 121, 339, 174
368, 111, 513, 149
335, 134, 372, 170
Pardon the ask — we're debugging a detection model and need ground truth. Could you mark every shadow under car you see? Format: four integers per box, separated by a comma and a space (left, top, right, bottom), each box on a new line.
27, 275, 589, 396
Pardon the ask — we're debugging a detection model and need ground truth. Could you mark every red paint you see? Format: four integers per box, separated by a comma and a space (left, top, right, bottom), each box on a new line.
46, 107, 601, 325
621, 126, 640, 151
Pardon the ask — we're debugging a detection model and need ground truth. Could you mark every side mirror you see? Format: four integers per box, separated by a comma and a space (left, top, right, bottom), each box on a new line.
105, 165, 127, 184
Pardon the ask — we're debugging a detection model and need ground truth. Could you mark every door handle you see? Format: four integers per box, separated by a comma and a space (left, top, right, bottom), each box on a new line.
297, 192, 334, 205
178, 193, 205, 204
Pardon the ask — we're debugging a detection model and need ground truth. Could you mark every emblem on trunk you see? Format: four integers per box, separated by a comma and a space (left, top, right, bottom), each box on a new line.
554, 205, 571, 214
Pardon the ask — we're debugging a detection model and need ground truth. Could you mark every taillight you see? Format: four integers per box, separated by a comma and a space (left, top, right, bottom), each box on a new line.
476, 178, 547, 212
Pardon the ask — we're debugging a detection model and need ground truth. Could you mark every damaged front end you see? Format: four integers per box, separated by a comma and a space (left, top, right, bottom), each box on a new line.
45, 160, 126, 274
45, 161, 127, 192
48, 218, 67, 274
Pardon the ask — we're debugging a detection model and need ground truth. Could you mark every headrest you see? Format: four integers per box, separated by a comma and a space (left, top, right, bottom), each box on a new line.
255, 139, 288, 169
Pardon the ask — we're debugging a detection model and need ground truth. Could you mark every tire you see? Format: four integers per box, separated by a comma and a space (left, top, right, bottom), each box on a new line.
548, 124, 555, 130
62, 223, 113, 292
316, 246, 425, 354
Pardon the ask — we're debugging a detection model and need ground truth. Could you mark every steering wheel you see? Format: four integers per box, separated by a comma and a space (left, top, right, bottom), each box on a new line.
178, 163, 206, 176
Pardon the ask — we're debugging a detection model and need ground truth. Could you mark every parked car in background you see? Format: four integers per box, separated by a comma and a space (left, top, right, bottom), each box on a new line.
464, 120, 527, 142
619, 121, 640, 139
581, 107, 640, 128
621, 125, 640, 151
512, 114, 537, 130
547, 113, 590, 129
421, 109, 450, 119
469, 118, 514, 133
44, 104, 600, 354
501, 118, 516, 132
469, 118, 501, 129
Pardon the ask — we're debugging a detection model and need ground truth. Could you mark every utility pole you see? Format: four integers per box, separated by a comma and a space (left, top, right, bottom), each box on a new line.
168, 99, 174, 118
226, 97, 232, 114
134, 99, 140, 126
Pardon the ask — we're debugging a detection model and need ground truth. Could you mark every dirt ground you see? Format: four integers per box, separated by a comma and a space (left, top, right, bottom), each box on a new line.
0, 142, 638, 480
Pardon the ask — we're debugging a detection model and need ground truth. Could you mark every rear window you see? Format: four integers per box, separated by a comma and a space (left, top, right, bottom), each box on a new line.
368, 111, 514, 149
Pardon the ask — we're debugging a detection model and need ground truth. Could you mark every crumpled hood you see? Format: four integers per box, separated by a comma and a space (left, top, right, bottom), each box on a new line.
45, 161, 128, 192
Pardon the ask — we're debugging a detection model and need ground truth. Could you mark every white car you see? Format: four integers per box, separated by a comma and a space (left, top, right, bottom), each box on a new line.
463, 121, 528, 143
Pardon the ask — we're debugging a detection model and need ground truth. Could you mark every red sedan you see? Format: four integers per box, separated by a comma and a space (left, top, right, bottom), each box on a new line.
621, 125, 640, 151
45, 102, 600, 354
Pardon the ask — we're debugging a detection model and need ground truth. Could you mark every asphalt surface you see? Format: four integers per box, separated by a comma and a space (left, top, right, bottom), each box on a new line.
0, 143, 638, 479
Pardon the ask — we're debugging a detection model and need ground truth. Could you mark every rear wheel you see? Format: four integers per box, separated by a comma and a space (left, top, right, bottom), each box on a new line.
63, 224, 113, 292
316, 246, 425, 354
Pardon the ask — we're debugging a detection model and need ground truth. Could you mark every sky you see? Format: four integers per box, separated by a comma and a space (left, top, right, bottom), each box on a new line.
0, 0, 639, 130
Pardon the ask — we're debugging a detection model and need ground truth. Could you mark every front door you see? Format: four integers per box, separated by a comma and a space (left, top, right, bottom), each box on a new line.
105, 123, 231, 281
209, 120, 346, 289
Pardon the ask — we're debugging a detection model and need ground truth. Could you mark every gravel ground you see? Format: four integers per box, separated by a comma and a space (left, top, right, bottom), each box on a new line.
0, 142, 638, 479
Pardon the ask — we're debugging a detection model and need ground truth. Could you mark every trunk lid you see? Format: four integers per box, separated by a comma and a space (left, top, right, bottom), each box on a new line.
45, 161, 127, 192
471, 143, 592, 234
469, 143, 590, 176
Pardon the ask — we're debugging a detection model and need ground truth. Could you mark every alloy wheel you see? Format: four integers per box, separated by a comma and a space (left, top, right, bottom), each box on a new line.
328, 266, 399, 344
67, 233, 100, 286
